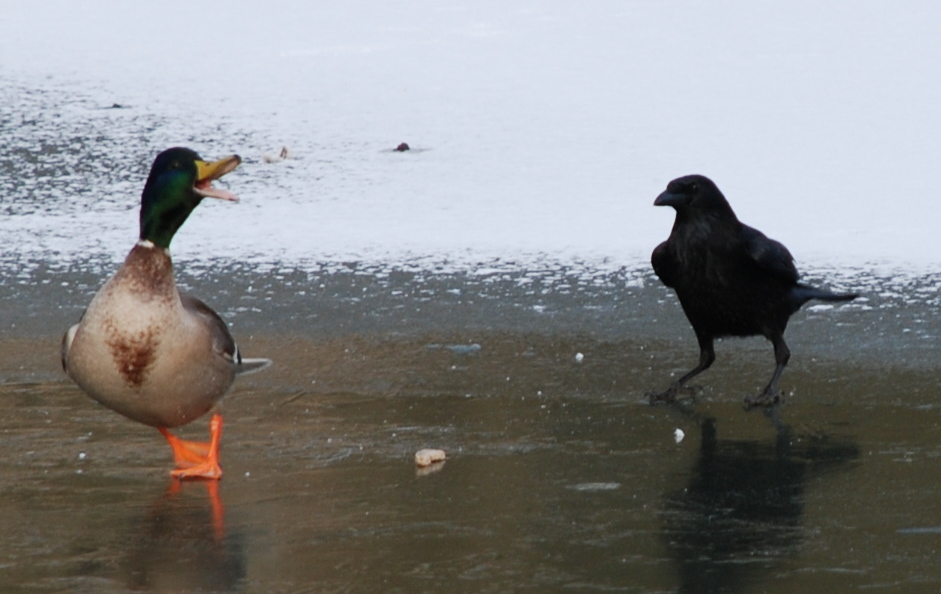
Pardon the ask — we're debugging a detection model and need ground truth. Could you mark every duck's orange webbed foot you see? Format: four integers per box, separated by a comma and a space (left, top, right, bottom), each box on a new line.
158, 414, 223, 480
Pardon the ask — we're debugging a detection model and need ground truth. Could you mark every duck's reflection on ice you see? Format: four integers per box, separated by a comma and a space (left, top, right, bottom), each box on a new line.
661, 413, 859, 594
122, 480, 245, 592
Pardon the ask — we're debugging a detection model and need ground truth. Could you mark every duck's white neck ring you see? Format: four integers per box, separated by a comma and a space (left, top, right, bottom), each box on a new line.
135, 239, 170, 255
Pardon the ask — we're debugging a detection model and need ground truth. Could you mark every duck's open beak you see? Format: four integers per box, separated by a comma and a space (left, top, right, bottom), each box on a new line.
194, 155, 241, 202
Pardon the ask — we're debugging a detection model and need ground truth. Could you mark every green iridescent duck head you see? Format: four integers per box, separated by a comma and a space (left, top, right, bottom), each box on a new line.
139, 147, 241, 249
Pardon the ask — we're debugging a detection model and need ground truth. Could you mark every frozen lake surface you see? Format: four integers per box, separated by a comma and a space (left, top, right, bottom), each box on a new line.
2, 1, 941, 275
1, 3, 941, 593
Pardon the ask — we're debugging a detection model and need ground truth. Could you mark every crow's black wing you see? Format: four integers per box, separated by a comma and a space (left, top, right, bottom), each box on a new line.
739, 224, 799, 284
651, 240, 679, 288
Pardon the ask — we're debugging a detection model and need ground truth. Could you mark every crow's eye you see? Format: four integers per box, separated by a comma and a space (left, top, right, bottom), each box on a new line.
688, 182, 699, 193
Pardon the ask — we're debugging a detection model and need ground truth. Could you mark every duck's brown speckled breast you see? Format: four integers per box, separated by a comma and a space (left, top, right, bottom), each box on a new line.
65, 243, 235, 428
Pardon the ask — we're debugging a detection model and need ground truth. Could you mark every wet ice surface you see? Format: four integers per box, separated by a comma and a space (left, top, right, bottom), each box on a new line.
3, 1, 941, 592
2, 332, 941, 593
1, 262, 941, 593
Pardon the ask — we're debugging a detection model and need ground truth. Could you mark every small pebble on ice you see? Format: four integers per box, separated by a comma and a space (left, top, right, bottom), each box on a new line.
674, 428, 685, 443
575, 352, 584, 363
415, 448, 447, 467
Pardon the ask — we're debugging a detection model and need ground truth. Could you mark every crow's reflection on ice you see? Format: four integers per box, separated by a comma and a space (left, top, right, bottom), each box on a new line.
661, 414, 858, 594
122, 481, 246, 592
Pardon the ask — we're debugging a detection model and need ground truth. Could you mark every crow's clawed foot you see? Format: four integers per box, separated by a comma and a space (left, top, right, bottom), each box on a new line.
646, 384, 701, 406
743, 388, 785, 410
646, 389, 675, 405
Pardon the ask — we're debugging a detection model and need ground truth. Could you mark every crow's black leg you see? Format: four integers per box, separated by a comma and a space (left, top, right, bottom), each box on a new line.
744, 334, 790, 408
648, 334, 715, 404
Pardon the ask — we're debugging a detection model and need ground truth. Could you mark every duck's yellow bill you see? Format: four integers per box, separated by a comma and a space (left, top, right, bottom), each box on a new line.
194, 155, 241, 202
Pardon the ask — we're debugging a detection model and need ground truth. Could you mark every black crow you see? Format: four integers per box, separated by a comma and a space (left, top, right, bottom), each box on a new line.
649, 174, 857, 407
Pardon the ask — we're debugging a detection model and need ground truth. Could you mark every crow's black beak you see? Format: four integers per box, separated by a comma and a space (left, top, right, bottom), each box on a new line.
654, 190, 685, 207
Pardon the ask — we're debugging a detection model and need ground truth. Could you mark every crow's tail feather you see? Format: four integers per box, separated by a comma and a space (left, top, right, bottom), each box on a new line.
795, 284, 858, 303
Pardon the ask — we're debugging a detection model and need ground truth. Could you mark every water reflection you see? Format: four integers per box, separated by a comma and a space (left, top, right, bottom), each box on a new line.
661, 411, 859, 594
122, 481, 245, 593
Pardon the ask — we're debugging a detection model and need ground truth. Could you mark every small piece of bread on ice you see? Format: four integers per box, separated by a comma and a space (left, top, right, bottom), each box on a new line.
415, 448, 446, 467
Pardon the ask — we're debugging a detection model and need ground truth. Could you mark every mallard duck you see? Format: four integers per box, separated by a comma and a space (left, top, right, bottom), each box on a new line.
62, 147, 270, 480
